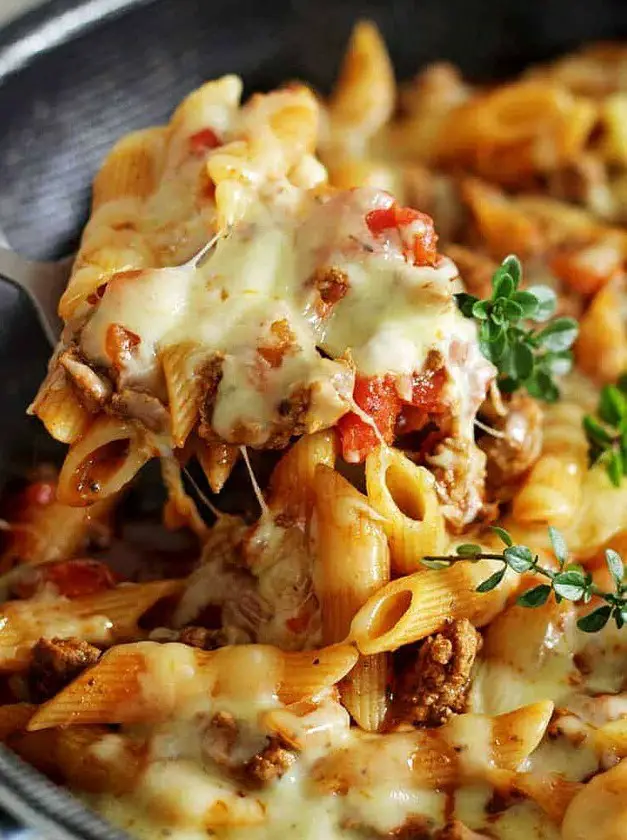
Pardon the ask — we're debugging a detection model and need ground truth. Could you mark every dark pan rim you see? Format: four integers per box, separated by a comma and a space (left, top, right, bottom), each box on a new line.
0, 3, 149, 835
0, 0, 155, 83
0, 745, 128, 840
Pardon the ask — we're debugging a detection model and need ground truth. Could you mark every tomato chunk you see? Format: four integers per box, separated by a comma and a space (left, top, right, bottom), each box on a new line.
411, 367, 447, 412
338, 375, 401, 463
23, 480, 56, 508
189, 127, 221, 155
13, 559, 120, 600
338, 367, 447, 463
365, 203, 438, 267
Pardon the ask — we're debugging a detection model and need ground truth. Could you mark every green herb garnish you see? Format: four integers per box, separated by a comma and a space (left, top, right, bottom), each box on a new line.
583, 375, 627, 487
456, 255, 578, 402
423, 526, 627, 633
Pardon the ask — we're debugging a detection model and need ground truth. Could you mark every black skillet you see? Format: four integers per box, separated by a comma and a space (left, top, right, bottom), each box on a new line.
2, 0, 627, 836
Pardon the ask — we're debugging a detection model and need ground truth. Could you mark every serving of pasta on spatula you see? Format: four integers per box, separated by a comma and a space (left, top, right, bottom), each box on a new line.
2, 19, 627, 840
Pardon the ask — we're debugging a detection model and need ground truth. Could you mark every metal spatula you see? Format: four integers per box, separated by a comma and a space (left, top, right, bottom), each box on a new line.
0, 227, 70, 346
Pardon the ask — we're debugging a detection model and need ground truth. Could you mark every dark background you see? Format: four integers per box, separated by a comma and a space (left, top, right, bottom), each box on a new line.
1, 0, 627, 836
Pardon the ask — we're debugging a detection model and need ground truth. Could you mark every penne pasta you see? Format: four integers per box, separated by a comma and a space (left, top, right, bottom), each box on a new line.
28, 366, 92, 445
195, 438, 239, 494
10, 726, 147, 794
268, 430, 336, 524
575, 286, 627, 383
312, 466, 390, 730
311, 701, 553, 793
349, 558, 515, 655
57, 416, 156, 506
365, 446, 447, 574
159, 341, 208, 448
512, 402, 587, 527
0, 486, 116, 573
562, 760, 627, 840
327, 20, 395, 151
27, 641, 358, 729
160, 457, 209, 538
0, 580, 182, 671
91, 128, 167, 210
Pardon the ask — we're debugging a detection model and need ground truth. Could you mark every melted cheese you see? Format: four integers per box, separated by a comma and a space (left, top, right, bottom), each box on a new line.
79, 185, 492, 447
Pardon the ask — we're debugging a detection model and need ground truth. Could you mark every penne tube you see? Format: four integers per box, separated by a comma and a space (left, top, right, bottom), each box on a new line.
28, 367, 92, 445
312, 466, 390, 730
512, 402, 587, 528
0, 579, 182, 671
195, 439, 239, 494
27, 641, 359, 730
10, 726, 146, 795
561, 760, 627, 840
576, 286, 627, 384
0, 489, 116, 574
160, 341, 208, 448
505, 771, 583, 824
160, 457, 209, 539
365, 446, 447, 574
277, 643, 360, 706
91, 127, 167, 209
350, 559, 515, 655
268, 430, 336, 523
311, 701, 553, 793
57, 415, 156, 506
327, 20, 395, 145
166, 75, 243, 168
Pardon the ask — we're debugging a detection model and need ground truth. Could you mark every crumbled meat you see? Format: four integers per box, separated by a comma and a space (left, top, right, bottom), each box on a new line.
28, 637, 101, 702
435, 821, 492, 840
244, 736, 297, 786
383, 816, 434, 839
257, 320, 297, 368
310, 266, 350, 316
59, 346, 112, 410
265, 385, 311, 449
202, 711, 239, 766
396, 619, 481, 726
110, 388, 170, 433
175, 626, 229, 650
479, 392, 543, 501
428, 438, 487, 531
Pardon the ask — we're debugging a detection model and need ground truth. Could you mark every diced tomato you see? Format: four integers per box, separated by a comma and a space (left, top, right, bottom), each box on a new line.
365, 206, 399, 234
189, 127, 221, 155
23, 481, 56, 508
338, 367, 447, 463
13, 559, 121, 600
365, 203, 438, 267
338, 375, 402, 463
410, 367, 447, 412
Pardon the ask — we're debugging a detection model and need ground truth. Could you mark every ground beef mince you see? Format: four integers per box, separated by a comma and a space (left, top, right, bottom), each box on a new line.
176, 626, 230, 650
244, 736, 298, 786
396, 619, 481, 726
28, 637, 101, 702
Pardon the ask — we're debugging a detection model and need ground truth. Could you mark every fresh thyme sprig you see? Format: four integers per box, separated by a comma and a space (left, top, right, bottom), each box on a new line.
423, 526, 627, 633
583, 376, 627, 487
456, 255, 578, 402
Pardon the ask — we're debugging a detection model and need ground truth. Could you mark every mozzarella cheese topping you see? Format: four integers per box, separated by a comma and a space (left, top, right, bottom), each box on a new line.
78, 185, 492, 449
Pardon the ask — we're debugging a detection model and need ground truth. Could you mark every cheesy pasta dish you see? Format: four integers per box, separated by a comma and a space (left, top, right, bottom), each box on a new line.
3, 20, 627, 840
